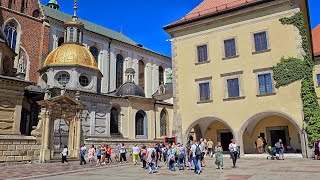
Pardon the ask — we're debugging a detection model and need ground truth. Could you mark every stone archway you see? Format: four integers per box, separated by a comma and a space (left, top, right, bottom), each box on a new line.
183, 116, 235, 148
238, 111, 306, 157
33, 91, 85, 162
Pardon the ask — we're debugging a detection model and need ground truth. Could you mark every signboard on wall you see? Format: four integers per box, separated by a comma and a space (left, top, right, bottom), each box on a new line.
164, 136, 176, 144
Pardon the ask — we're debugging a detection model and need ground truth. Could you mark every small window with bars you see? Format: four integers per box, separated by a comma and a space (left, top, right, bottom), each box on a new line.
254, 31, 268, 52
258, 73, 273, 95
199, 82, 211, 101
197, 45, 208, 63
227, 78, 240, 98
224, 38, 237, 58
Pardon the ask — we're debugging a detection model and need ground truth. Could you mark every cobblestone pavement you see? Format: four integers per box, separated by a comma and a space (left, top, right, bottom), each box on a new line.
1, 157, 320, 180
0, 158, 129, 180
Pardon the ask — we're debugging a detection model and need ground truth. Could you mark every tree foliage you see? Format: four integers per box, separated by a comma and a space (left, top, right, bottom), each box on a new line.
274, 12, 320, 146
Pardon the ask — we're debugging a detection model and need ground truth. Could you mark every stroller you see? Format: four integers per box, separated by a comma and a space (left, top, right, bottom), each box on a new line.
267, 146, 279, 160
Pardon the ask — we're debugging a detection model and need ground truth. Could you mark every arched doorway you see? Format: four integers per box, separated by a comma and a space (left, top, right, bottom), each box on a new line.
53, 119, 69, 156
135, 110, 148, 139
110, 107, 120, 135
184, 117, 235, 151
160, 109, 168, 137
239, 111, 304, 155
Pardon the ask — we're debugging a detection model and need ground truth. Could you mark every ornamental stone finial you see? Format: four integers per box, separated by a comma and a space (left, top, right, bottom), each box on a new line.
73, 0, 78, 17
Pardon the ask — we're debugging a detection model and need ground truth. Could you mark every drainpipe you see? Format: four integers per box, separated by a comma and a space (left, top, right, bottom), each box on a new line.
302, 126, 308, 158
154, 100, 156, 140
107, 39, 112, 92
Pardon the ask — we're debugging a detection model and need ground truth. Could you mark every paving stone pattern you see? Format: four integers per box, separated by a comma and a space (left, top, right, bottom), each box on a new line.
0, 157, 320, 180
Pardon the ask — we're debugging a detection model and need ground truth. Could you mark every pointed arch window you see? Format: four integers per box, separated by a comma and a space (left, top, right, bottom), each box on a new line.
159, 66, 164, 85
89, 46, 99, 63
8, 0, 13, 9
69, 27, 74, 42
116, 54, 124, 88
4, 22, 18, 51
160, 109, 168, 136
76, 28, 81, 43
21, 0, 25, 13
135, 111, 147, 139
138, 60, 145, 89
110, 107, 119, 134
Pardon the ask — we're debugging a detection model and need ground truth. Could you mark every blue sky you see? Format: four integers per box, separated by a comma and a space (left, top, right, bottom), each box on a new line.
41, 0, 319, 57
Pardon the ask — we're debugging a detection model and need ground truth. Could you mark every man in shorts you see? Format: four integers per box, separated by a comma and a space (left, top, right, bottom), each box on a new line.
207, 139, 214, 157
132, 144, 140, 165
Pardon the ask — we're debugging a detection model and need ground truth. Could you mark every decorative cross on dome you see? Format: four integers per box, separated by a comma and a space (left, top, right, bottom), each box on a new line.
73, 0, 78, 17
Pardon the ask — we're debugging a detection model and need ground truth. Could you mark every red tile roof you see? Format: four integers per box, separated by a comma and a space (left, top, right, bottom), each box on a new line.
165, 0, 262, 28
312, 25, 320, 56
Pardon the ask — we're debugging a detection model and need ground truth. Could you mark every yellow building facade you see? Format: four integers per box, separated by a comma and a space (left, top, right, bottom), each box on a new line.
164, 0, 313, 156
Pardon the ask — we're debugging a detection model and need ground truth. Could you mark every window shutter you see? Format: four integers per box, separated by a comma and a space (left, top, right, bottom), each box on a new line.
197, 46, 202, 62
261, 32, 267, 50
231, 40, 236, 56
265, 74, 272, 93
254, 34, 260, 52
234, 79, 240, 97
227, 80, 233, 97
258, 75, 265, 94
206, 83, 210, 100
224, 41, 230, 57
203, 45, 208, 61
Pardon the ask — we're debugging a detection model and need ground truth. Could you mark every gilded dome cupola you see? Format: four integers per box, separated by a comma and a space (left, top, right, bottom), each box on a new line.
40, 0, 102, 94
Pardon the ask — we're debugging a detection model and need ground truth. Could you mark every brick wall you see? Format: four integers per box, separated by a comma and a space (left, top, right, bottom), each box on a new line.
0, 0, 50, 83
0, 136, 41, 163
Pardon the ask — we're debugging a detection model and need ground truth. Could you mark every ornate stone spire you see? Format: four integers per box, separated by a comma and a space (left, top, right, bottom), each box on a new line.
64, 0, 84, 44
73, 0, 78, 18
47, 0, 59, 10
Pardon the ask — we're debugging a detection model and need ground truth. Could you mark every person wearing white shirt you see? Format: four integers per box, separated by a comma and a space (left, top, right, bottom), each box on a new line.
190, 140, 201, 175
229, 139, 238, 168
132, 144, 140, 165
61, 145, 69, 165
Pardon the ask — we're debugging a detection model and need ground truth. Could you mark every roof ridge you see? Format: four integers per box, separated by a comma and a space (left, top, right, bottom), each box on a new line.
313, 24, 320, 30
41, 5, 171, 59
41, 5, 137, 44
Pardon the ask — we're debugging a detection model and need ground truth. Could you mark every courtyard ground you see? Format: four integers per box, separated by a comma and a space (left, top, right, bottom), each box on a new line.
0, 157, 319, 180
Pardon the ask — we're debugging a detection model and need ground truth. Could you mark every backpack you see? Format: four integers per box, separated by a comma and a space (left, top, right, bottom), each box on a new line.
178, 148, 185, 160
195, 145, 201, 156
275, 142, 281, 149
151, 150, 156, 159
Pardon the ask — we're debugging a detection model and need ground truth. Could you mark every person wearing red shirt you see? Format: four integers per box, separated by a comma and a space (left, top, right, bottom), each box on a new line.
106, 145, 112, 163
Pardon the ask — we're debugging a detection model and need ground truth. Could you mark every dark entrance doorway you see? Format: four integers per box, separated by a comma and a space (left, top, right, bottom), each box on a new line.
270, 130, 287, 146
220, 132, 233, 152
267, 126, 289, 147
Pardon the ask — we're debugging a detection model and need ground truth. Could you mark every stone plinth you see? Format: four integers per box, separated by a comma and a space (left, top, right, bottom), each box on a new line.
0, 135, 41, 163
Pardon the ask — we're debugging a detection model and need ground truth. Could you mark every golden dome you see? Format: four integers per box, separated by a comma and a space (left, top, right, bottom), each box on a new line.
43, 43, 99, 70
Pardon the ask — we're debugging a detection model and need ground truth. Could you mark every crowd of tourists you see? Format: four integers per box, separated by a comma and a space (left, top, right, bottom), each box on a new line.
60, 138, 240, 175
58, 137, 320, 174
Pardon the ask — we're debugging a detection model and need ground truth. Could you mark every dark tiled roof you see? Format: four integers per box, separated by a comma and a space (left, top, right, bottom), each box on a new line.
42, 5, 171, 59
115, 82, 145, 97
42, 5, 137, 46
